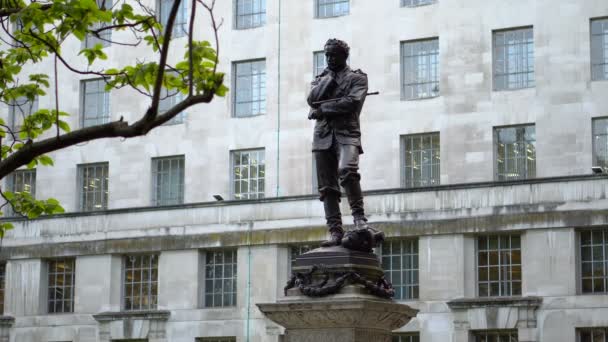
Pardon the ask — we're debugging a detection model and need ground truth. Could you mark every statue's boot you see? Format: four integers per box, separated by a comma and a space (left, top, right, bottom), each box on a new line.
320, 191, 343, 247
343, 176, 384, 246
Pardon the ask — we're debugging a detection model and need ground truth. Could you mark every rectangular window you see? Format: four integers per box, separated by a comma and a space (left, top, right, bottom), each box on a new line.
401, 133, 440, 188
477, 235, 521, 297
232, 149, 265, 199
123, 254, 158, 311
85, 0, 112, 48
5, 169, 36, 216
48, 258, 75, 314
494, 125, 536, 181
9, 95, 38, 132
235, 0, 266, 29
151, 155, 185, 206
233, 59, 266, 117
401, 0, 436, 7
158, 85, 186, 125
313, 51, 327, 77
493, 27, 534, 90
401, 38, 439, 100
316, 0, 349, 18
78, 162, 109, 211
591, 18, 608, 81
382, 239, 419, 300
196, 338, 236, 342
580, 229, 608, 293
204, 250, 237, 308
392, 334, 420, 342
290, 244, 314, 269
473, 331, 518, 342
580, 328, 608, 342
0, 263, 5, 315
593, 118, 608, 169
81, 79, 110, 128
158, 0, 188, 38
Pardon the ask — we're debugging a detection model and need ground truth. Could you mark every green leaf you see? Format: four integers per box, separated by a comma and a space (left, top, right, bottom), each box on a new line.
38, 155, 54, 166
57, 120, 71, 132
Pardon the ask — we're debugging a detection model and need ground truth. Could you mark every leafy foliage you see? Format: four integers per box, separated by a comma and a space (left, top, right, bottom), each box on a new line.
0, 0, 226, 237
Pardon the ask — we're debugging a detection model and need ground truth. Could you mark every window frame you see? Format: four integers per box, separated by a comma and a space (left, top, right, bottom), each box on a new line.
8, 95, 39, 133
392, 334, 420, 342
233, 0, 266, 30
157, 0, 189, 39
5, 168, 36, 216
314, 0, 350, 19
476, 234, 522, 297
400, 37, 440, 101
47, 258, 76, 314
492, 26, 535, 91
80, 78, 111, 128
84, 0, 113, 49
579, 228, 608, 294
203, 249, 238, 308
0, 262, 5, 315
380, 238, 419, 300
592, 117, 608, 170
400, 132, 440, 188
122, 253, 159, 311
472, 330, 518, 342
232, 59, 267, 118
493, 124, 536, 181
400, 0, 436, 7
578, 327, 608, 342
230, 148, 265, 200
77, 162, 109, 212
591, 17, 608, 82
151, 155, 185, 206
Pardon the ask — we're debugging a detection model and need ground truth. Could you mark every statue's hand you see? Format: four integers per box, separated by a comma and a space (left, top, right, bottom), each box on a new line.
308, 109, 322, 120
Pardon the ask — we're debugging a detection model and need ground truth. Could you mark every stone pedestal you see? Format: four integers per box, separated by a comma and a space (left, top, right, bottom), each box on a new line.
257, 246, 418, 342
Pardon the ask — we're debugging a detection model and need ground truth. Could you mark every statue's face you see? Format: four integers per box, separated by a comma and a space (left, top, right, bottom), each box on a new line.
325, 45, 348, 71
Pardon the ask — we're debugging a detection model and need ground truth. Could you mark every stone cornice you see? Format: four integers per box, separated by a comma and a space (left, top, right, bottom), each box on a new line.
93, 310, 170, 322
447, 296, 542, 310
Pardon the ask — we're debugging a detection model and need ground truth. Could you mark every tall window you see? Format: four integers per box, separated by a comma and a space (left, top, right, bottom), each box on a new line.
401, 38, 439, 100
85, 0, 112, 48
233, 59, 266, 117
0, 263, 5, 315
477, 235, 521, 297
152, 155, 185, 206
81, 79, 110, 127
593, 118, 608, 169
494, 125, 536, 181
78, 162, 109, 211
235, 0, 266, 29
580, 328, 608, 342
5, 169, 36, 216
402, 133, 440, 188
591, 18, 608, 81
474, 331, 518, 342
393, 335, 420, 342
316, 0, 349, 18
401, 0, 435, 7
232, 149, 265, 199
9, 95, 38, 132
159, 86, 186, 125
158, 0, 188, 38
493, 27, 534, 90
580, 229, 608, 293
313, 51, 327, 77
124, 254, 158, 311
48, 258, 75, 314
204, 250, 237, 308
381, 239, 419, 300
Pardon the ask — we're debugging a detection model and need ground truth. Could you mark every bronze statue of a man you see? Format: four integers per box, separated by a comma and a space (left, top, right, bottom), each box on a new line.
307, 38, 372, 248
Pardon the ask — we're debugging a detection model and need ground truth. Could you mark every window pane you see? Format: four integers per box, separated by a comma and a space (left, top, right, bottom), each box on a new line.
591, 18, 608, 81
381, 239, 419, 300
5, 169, 36, 217
159, 0, 188, 38
78, 163, 109, 211
493, 27, 534, 90
47, 259, 75, 313
580, 229, 608, 294
401, 0, 436, 7
477, 235, 521, 297
123, 254, 158, 310
401, 39, 439, 100
204, 250, 237, 308
402, 133, 440, 188
82, 79, 110, 127
235, 0, 266, 29
495, 125, 535, 181
234, 60, 266, 117
152, 155, 185, 205
232, 149, 265, 199
474, 331, 518, 342
316, 0, 349, 18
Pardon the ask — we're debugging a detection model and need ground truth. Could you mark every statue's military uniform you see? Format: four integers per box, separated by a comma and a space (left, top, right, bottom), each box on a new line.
307, 66, 369, 236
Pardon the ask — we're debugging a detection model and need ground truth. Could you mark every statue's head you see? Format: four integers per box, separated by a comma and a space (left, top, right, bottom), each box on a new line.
324, 38, 349, 71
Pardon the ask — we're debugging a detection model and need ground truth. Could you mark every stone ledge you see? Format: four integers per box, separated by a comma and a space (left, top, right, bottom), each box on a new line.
0, 316, 14, 327
93, 310, 171, 322
447, 296, 542, 310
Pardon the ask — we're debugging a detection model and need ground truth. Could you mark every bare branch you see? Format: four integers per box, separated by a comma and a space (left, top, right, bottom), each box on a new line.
188, 0, 196, 97
54, 55, 59, 138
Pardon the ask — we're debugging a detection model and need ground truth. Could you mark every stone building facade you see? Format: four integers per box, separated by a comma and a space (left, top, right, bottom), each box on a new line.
2, 0, 608, 341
